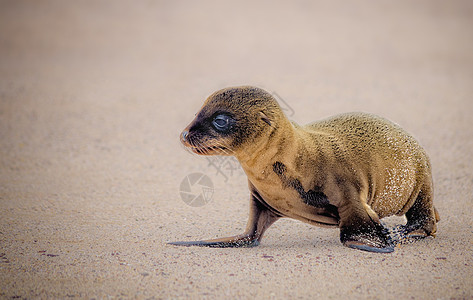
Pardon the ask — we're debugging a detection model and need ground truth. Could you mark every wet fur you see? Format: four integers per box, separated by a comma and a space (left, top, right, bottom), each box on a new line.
172, 86, 439, 253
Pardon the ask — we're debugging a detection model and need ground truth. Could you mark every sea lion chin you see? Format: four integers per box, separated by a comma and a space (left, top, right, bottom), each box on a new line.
170, 86, 440, 253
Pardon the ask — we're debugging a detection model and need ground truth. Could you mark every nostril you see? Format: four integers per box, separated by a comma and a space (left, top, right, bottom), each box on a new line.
181, 130, 189, 141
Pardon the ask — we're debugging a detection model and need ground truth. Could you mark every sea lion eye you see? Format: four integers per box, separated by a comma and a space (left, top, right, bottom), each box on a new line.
212, 114, 230, 131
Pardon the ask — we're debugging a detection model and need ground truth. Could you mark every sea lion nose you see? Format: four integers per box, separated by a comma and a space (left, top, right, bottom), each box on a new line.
181, 130, 189, 142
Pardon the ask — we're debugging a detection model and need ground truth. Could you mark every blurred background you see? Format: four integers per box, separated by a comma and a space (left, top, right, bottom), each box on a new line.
2, 0, 472, 172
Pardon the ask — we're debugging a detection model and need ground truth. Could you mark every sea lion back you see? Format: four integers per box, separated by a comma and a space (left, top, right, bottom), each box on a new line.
304, 112, 432, 218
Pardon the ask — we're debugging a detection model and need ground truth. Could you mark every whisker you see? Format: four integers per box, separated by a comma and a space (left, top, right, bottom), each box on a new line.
180, 140, 194, 155
181, 133, 237, 157
214, 141, 235, 156
195, 139, 210, 155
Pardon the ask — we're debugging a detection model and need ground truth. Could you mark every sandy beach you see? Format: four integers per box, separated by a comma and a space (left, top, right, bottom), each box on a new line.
1, 0, 472, 298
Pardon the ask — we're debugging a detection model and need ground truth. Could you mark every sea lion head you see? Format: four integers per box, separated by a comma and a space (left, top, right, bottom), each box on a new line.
180, 86, 284, 158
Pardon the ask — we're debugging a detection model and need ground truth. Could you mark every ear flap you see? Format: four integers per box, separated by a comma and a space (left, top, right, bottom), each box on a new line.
259, 111, 272, 126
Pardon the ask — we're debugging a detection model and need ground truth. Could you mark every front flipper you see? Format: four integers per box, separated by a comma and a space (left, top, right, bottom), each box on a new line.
168, 184, 281, 248
168, 234, 260, 248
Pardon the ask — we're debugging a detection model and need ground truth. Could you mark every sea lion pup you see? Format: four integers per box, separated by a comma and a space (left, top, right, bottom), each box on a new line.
170, 86, 440, 253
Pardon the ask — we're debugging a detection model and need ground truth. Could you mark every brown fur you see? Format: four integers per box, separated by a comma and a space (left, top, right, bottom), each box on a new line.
172, 86, 439, 252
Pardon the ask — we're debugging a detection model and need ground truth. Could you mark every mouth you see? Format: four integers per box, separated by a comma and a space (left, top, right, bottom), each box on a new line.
189, 145, 227, 155
180, 131, 229, 155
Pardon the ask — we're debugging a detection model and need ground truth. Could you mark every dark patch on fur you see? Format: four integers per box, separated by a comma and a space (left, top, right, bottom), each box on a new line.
273, 161, 329, 208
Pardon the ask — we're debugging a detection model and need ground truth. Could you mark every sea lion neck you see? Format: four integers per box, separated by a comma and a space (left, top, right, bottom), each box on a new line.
236, 116, 297, 170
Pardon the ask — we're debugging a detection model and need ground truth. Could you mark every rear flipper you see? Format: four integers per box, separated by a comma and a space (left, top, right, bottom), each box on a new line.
396, 206, 440, 240
168, 185, 280, 248
403, 187, 440, 239
338, 194, 395, 253
341, 221, 395, 253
